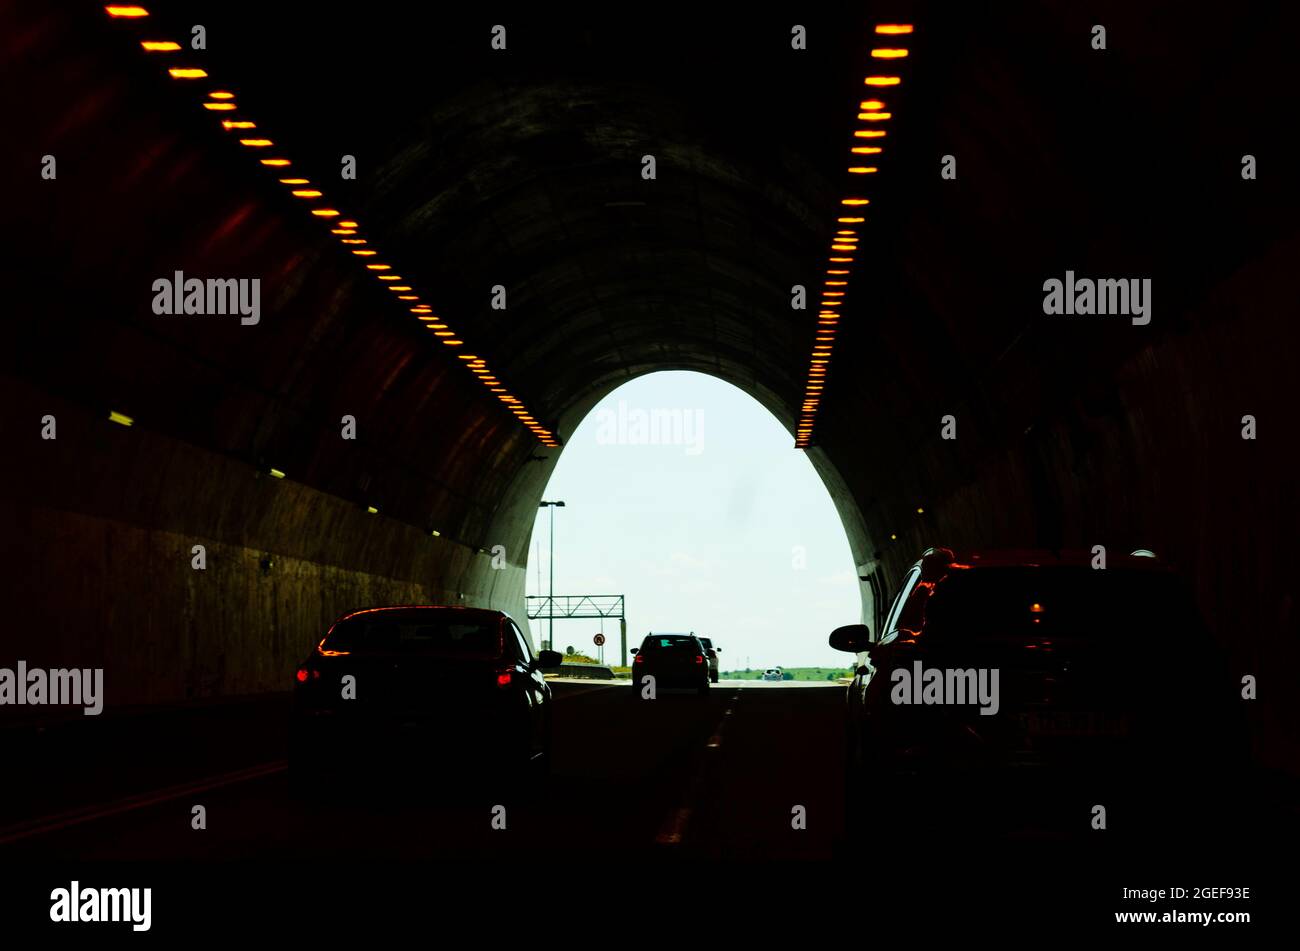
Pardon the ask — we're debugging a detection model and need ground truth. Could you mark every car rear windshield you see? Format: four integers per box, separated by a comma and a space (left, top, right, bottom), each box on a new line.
921, 567, 1205, 642
698, 638, 713, 648
321, 613, 502, 658
642, 636, 697, 651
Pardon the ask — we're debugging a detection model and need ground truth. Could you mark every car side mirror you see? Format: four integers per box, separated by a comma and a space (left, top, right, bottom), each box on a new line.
629, 648, 639, 655
829, 623, 872, 653
537, 650, 563, 668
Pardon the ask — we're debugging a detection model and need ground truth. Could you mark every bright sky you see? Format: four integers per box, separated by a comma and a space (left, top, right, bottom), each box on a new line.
525, 371, 861, 670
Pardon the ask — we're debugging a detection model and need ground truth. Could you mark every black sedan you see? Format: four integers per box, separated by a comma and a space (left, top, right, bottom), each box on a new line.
630, 633, 711, 696
290, 605, 561, 791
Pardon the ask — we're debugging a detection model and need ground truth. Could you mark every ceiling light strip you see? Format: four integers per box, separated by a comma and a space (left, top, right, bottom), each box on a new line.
103, 5, 558, 447
795, 22, 913, 449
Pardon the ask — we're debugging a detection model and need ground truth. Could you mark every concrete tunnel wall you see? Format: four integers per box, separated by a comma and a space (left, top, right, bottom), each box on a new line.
0, 3, 540, 707
0, 3, 1295, 773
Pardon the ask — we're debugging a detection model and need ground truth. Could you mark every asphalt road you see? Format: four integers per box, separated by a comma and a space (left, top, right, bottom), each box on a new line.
4, 679, 1296, 936
0, 681, 847, 861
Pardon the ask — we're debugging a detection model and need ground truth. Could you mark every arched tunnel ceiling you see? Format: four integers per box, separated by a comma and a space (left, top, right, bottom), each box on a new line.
2, 0, 1297, 718
184, 7, 873, 425
8, 4, 1296, 478
155, 0, 1299, 443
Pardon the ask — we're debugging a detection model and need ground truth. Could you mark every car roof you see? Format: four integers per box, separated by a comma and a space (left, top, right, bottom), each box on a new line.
916, 547, 1172, 578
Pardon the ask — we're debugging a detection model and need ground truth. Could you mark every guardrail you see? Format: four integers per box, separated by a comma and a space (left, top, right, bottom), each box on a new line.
542, 663, 615, 681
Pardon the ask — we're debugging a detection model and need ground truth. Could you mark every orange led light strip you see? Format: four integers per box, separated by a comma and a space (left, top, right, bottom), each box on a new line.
103, 5, 558, 448
795, 22, 912, 449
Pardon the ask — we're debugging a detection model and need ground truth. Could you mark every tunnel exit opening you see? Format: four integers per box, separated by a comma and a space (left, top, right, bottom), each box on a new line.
514, 371, 867, 680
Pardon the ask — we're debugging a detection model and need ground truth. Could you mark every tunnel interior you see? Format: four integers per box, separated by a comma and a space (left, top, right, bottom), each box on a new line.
1, 0, 1297, 779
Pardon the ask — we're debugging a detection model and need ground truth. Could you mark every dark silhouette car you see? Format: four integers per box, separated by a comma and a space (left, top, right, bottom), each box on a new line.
630, 633, 711, 695
830, 548, 1245, 840
290, 606, 561, 791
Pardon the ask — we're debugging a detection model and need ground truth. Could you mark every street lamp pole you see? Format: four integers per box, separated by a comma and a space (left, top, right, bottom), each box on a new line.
539, 500, 565, 650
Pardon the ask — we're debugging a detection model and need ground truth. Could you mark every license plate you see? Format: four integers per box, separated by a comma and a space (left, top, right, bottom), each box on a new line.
1018, 711, 1130, 737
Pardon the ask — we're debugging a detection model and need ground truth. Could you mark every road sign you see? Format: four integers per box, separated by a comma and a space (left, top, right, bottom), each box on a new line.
593, 633, 606, 647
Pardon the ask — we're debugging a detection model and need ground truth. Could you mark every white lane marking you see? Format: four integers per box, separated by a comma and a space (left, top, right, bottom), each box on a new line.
0, 760, 288, 847
653, 702, 734, 847
655, 808, 693, 845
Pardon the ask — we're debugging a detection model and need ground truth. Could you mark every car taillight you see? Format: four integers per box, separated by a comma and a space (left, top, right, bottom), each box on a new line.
496, 669, 513, 687
634, 654, 644, 664
695, 655, 704, 664
295, 668, 320, 683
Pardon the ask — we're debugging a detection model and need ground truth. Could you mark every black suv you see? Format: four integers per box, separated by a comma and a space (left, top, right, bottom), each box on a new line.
830, 548, 1245, 839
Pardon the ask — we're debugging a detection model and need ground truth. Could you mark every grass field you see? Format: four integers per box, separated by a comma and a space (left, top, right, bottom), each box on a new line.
721, 667, 854, 681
